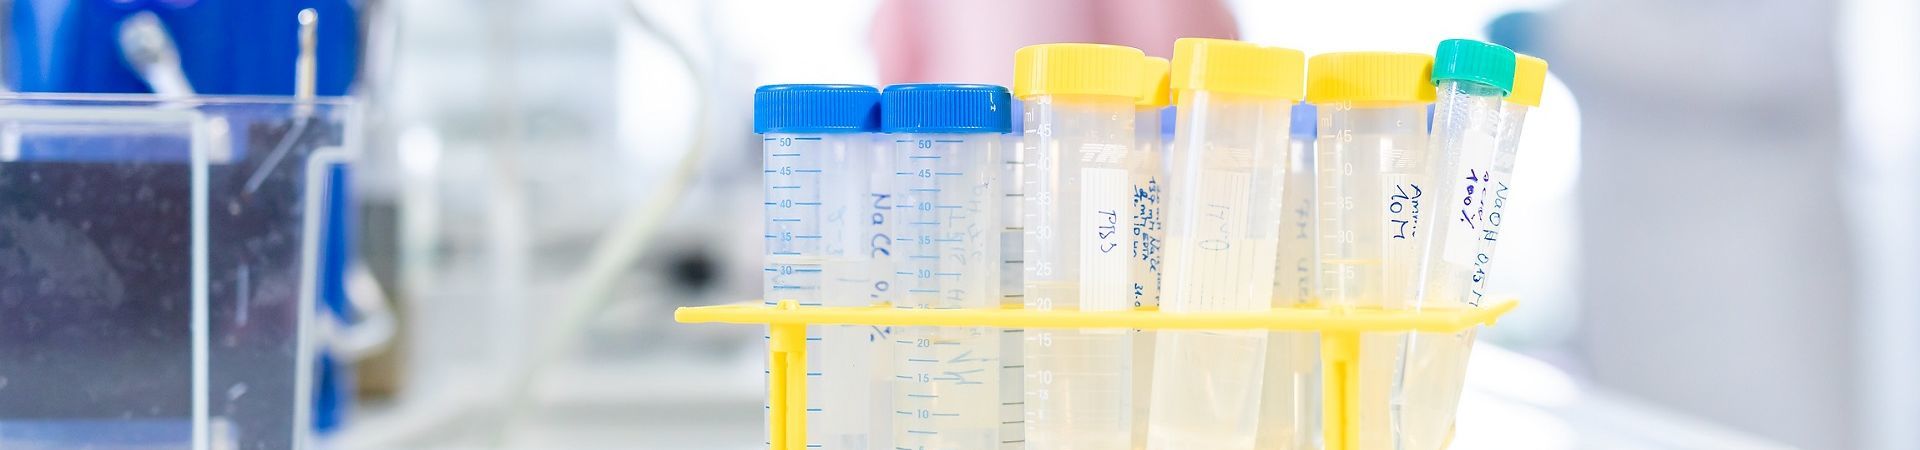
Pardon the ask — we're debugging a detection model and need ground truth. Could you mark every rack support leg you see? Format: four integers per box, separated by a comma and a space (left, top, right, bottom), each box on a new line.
1323, 330, 1360, 450
768, 301, 807, 450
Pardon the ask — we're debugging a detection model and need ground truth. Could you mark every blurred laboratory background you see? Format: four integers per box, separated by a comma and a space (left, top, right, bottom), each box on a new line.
0, 0, 1915, 449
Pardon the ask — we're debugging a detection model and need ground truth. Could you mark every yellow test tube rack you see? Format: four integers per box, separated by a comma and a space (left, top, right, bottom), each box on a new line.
674, 299, 1516, 450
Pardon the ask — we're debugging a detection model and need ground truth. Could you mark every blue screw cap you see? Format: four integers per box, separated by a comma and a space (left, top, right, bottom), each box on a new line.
881, 84, 1013, 134
754, 84, 881, 133
1290, 103, 1317, 140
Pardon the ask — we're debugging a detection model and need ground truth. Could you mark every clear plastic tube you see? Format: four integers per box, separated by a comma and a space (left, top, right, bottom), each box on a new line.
1130, 103, 1166, 448
890, 132, 1003, 449
1314, 100, 1432, 312
1149, 88, 1292, 450
1274, 104, 1320, 316
1311, 100, 1430, 450
1390, 80, 1520, 450
763, 132, 881, 449
1402, 103, 1534, 450
999, 131, 1026, 448
861, 136, 898, 449
1021, 93, 1137, 449
1467, 105, 1529, 304
1133, 106, 1166, 310
1387, 77, 1506, 450
1257, 103, 1321, 450
1408, 79, 1507, 310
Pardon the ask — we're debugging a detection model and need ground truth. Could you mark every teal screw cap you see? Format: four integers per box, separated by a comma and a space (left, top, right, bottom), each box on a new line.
1431, 39, 1516, 95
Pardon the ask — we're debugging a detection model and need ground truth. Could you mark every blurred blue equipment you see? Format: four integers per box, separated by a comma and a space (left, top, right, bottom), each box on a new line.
2, 0, 362, 435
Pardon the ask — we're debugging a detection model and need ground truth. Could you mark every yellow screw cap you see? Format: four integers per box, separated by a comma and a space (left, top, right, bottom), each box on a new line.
1137, 56, 1171, 107
1171, 38, 1306, 100
1014, 43, 1144, 100
1306, 52, 1435, 104
1508, 54, 1548, 107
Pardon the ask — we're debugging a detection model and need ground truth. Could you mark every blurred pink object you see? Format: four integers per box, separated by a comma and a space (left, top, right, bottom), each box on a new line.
872, 0, 1239, 85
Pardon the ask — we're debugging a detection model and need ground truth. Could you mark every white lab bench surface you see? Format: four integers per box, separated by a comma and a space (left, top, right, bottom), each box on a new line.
1454, 345, 1794, 450
325, 354, 765, 450
328, 341, 1789, 450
